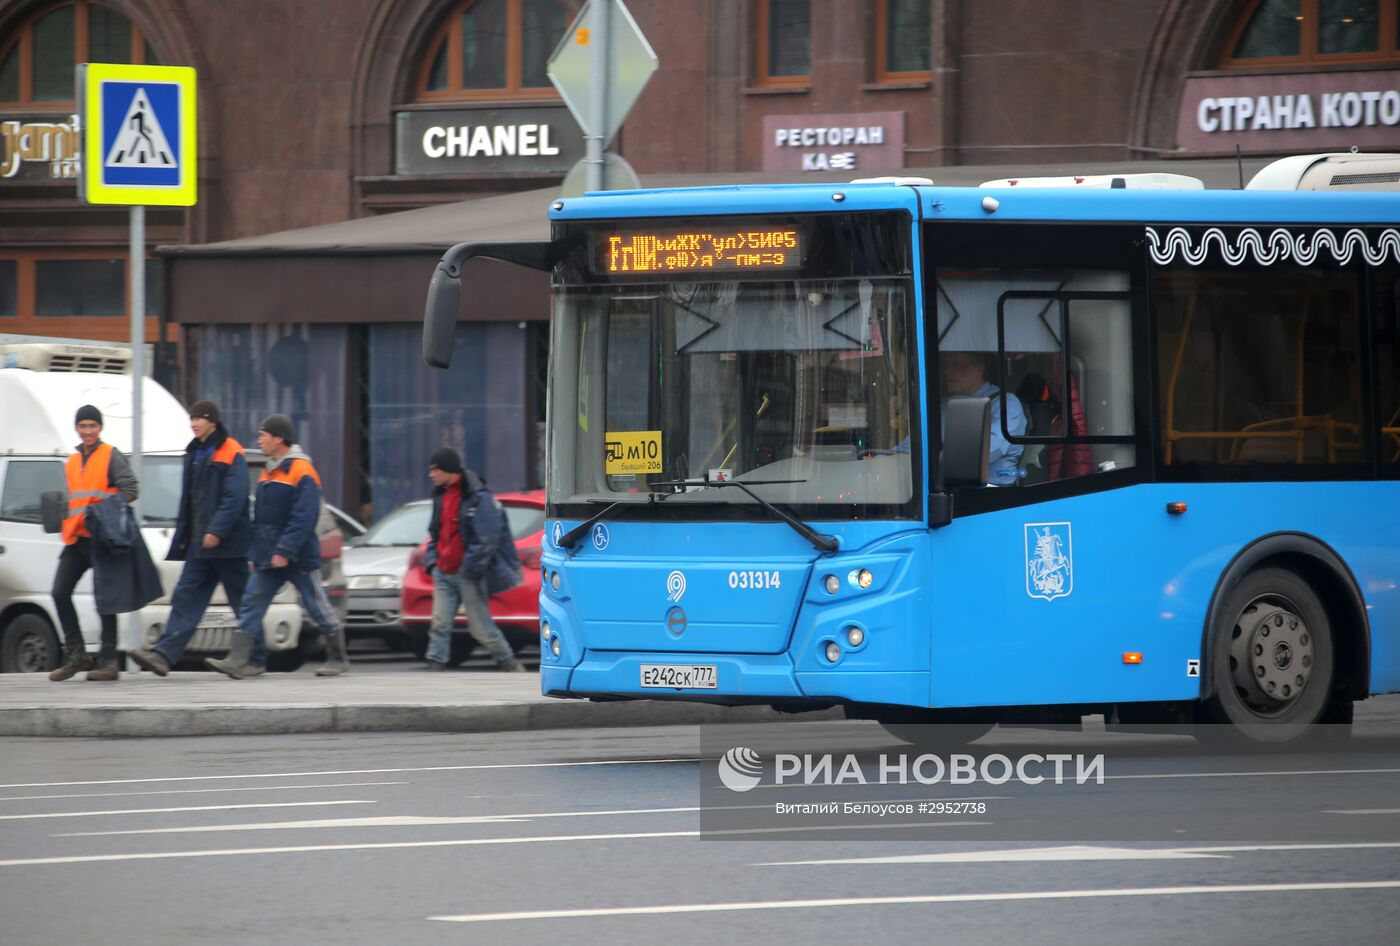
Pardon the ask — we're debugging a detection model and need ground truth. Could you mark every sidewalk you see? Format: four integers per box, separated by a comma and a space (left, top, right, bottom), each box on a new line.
0, 671, 840, 738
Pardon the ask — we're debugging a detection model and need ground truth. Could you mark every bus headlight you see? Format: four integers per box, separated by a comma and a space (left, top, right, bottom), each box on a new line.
551, 571, 561, 591
848, 568, 874, 590
846, 627, 865, 647
550, 636, 562, 658
825, 641, 841, 663
823, 574, 840, 594
541, 620, 551, 640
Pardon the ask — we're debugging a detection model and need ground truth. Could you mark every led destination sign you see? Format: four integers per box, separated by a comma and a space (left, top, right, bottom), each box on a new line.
601, 227, 803, 274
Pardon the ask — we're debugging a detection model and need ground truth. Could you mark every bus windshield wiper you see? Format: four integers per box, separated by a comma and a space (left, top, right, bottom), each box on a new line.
557, 498, 647, 550
649, 478, 839, 554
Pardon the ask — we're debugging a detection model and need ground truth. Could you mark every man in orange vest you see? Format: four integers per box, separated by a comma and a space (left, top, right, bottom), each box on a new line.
129, 400, 255, 677
49, 404, 139, 682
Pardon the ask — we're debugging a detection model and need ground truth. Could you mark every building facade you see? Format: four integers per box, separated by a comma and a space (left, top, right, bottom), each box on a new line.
4, 0, 1398, 518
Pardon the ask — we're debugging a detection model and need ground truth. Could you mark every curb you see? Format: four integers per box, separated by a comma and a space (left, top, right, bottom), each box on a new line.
0, 700, 843, 738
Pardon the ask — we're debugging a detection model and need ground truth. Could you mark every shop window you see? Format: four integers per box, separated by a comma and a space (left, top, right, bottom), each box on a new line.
1223, 0, 1399, 65
0, 254, 158, 319
758, 0, 811, 86
0, 260, 16, 316
876, 0, 931, 82
416, 0, 581, 101
1154, 263, 1366, 470
0, 2, 156, 107
35, 259, 124, 316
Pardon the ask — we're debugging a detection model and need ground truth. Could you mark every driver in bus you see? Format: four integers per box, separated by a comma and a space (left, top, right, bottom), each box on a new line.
941, 350, 1027, 486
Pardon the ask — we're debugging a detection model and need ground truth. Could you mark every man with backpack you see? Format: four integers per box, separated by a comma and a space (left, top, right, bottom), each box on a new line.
422, 447, 525, 672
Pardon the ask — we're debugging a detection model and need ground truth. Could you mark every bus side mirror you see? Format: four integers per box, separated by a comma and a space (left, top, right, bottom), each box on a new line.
422, 262, 461, 369
942, 396, 991, 488
40, 491, 66, 534
422, 240, 570, 370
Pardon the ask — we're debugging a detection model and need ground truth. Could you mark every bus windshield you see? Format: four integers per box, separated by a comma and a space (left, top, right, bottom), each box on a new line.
547, 276, 917, 519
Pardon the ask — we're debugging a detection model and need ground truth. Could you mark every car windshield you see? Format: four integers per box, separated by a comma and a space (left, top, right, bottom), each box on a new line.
359, 503, 431, 546
139, 456, 185, 526
504, 503, 545, 539
547, 277, 917, 518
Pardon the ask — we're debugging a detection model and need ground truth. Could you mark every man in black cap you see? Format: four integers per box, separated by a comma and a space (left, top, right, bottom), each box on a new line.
205, 414, 348, 678
49, 404, 139, 682
423, 446, 524, 672
129, 400, 256, 677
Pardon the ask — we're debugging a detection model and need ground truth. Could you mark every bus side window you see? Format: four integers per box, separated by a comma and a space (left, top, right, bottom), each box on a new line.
1379, 273, 1400, 466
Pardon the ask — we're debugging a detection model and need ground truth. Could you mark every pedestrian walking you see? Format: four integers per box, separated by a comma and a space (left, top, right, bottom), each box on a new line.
129, 400, 262, 676
205, 414, 348, 678
49, 405, 140, 681
423, 447, 525, 672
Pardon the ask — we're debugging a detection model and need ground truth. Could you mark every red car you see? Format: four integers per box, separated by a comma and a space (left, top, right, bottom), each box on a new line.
400, 489, 544, 665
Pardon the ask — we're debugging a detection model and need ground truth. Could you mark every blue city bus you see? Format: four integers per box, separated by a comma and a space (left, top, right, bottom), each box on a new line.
423, 170, 1400, 744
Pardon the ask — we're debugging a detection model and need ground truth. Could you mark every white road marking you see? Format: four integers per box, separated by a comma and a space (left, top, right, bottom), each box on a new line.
62, 805, 707, 836
0, 822, 988, 867
0, 800, 373, 821
1325, 809, 1400, 815
60, 797, 1007, 837
0, 759, 695, 790
0, 830, 700, 866
754, 767, 1400, 789
765, 846, 1229, 864
427, 880, 1400, 923
764, 841, 1400, 866
0, 782, 408, 802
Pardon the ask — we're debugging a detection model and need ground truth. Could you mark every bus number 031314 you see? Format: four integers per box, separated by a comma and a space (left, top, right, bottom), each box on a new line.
729, 570, 781, 589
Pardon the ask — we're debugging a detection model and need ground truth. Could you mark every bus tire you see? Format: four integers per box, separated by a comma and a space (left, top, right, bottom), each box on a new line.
0, 613, 61, 674
1197, 567, 1334, 747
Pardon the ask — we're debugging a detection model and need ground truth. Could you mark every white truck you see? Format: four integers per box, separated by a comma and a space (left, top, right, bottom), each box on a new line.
0, 342, 302, 673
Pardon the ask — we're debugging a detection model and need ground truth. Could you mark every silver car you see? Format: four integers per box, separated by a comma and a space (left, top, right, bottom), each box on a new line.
340, 500, 431, 649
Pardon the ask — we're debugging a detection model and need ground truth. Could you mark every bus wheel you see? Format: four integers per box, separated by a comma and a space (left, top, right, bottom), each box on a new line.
0, 613, 61, 674
1198, 567, 1334, 747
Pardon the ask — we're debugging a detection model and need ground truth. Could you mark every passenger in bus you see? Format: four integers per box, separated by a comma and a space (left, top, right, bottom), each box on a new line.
942, 350, 1027, 486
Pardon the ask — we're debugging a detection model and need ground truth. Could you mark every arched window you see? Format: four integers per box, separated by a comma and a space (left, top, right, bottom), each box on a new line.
0, 2, 157, 107
1222, 0, 1400, 66
415, 0, 581, 101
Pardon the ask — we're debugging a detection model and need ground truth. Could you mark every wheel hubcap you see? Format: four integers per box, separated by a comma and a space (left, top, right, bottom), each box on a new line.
1229, 600, 1313, 714
16, 632, 54, 674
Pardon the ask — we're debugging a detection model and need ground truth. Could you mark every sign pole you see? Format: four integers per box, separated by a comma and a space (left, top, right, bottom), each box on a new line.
585, 0, 609, 191
129, 204, 144, 491
128, 203, 144, 660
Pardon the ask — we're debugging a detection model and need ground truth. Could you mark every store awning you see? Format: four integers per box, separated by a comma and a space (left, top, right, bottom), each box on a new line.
157, 156, 1276, 326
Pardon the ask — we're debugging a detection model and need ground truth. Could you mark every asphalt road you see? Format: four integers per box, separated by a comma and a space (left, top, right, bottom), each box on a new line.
2, 705, 1399, 945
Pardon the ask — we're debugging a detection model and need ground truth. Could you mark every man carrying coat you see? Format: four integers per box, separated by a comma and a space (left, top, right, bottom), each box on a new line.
423, 447, 525, 672
129, 400, 261, 676
48, 404, 141, 682
205, 414, 348, 678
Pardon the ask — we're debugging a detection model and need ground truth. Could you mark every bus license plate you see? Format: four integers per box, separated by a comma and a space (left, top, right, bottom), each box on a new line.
640, 664, 718, 689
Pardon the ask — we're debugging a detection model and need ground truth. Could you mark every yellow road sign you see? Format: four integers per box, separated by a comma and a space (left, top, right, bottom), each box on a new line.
79, 63, 197, 206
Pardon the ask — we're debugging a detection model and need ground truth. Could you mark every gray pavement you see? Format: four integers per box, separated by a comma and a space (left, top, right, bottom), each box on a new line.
2, 722, 1398, 946
0, 670, 840, 737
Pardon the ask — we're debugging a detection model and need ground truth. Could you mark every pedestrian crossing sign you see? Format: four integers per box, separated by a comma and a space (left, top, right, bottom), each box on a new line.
79, 63, 197, 206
